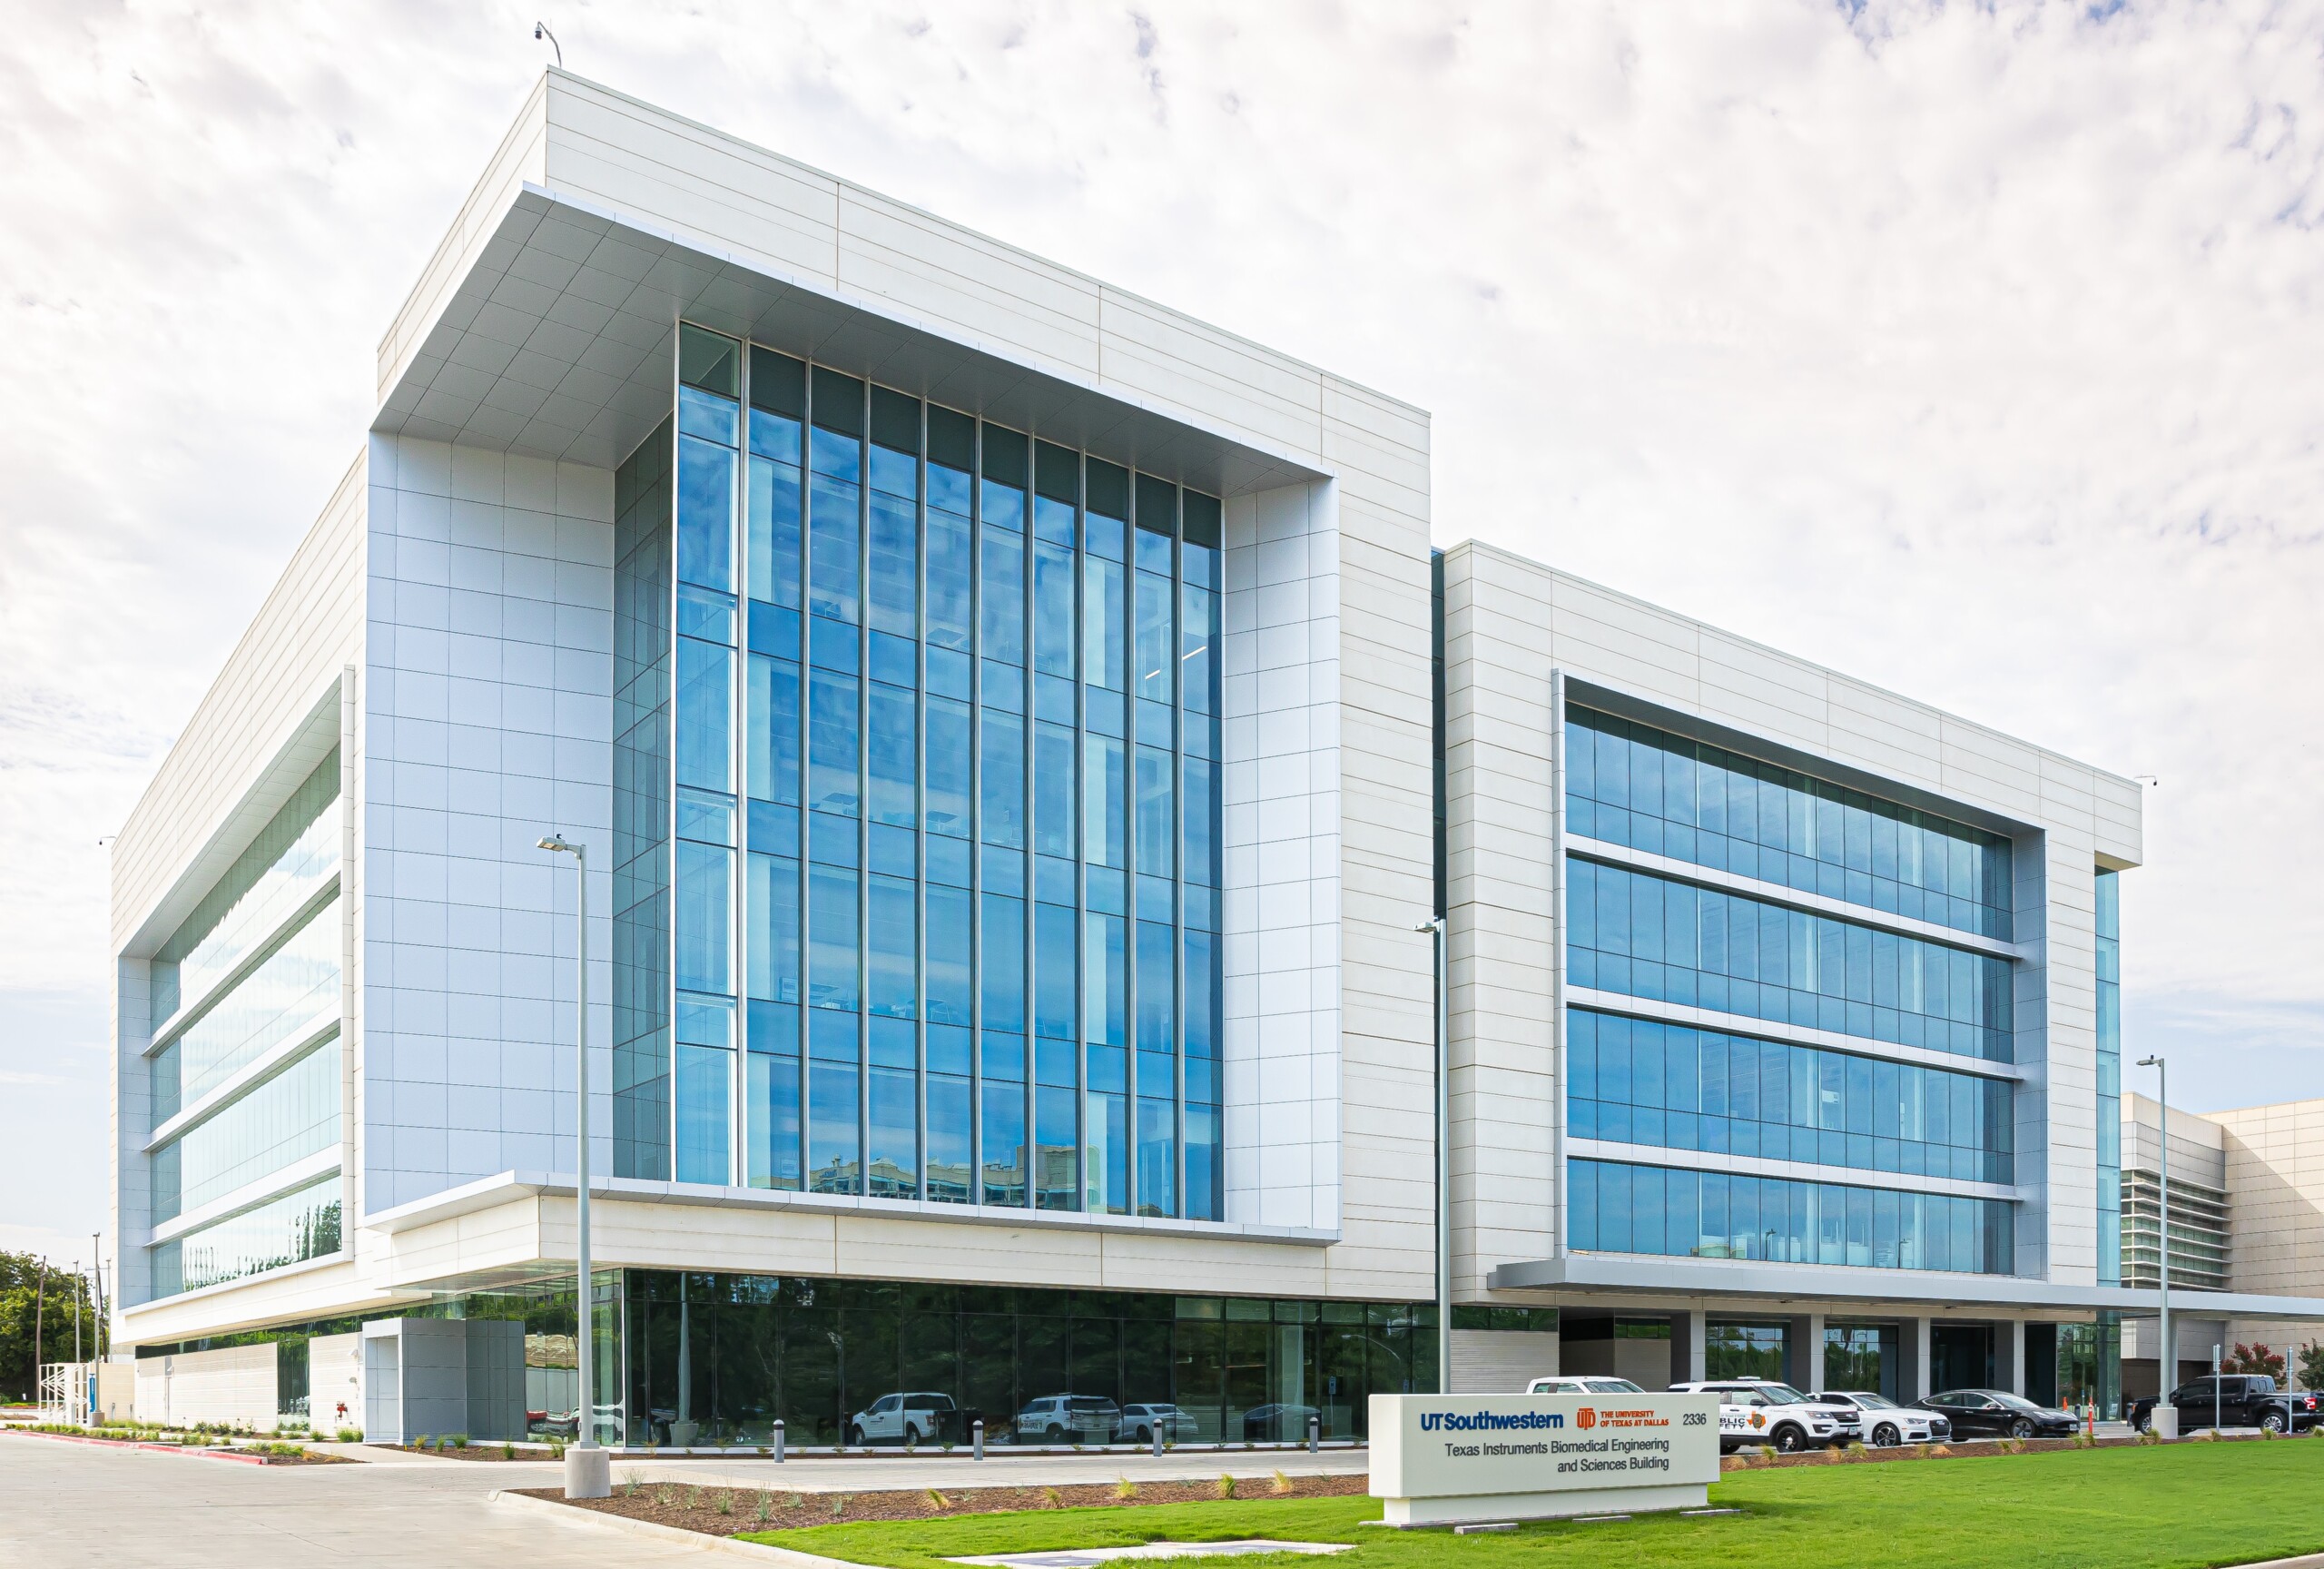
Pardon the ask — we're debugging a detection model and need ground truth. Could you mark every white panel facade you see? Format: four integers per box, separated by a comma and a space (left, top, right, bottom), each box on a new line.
360, 435, 617, 1215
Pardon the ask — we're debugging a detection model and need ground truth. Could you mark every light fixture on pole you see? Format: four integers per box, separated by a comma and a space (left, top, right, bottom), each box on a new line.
1414, 916, 1451, 1396
540, 834, 608, 1499
534, 21, 563, 68
2139, 1053, 2170, 1426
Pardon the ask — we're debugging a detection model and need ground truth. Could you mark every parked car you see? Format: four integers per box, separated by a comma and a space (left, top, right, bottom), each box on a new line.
1014, 1395, 1122, 1442
846, 1391, 957, 1446
1241, 1402, 1323, 1442
2128, 1375, 2319, 1436
1810, 1390, 1952, 1446
1114, 1403, 1196, 1444
1922, 1389, 2080, 1439
1525, 1377, 1648, 1396
1669, 1378, 1859, 1453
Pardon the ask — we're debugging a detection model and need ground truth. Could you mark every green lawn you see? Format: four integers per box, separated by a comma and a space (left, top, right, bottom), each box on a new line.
751, 1440, 2324, 1569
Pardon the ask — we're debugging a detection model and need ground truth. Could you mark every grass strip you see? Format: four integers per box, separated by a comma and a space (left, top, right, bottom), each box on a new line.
750, 1438, 2324, 1569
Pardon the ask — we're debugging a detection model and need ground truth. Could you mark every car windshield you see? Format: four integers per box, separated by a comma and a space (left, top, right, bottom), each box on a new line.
1588, 1379, 1644, 1393
1754, 1384, 1811, 1405
1844, 1393, 1898, 1409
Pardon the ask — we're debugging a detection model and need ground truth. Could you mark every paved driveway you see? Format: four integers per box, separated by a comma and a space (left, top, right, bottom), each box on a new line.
0, 1435, 1371, 1567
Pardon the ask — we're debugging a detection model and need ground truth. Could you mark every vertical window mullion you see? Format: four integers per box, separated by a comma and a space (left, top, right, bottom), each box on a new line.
857, 378, 872, 1198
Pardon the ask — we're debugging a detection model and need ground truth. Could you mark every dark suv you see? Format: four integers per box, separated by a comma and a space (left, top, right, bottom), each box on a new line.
2129, 1375, 2319, 1436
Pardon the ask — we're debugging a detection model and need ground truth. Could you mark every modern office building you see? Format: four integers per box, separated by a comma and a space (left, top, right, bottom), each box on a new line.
105, 71, 2324, 1443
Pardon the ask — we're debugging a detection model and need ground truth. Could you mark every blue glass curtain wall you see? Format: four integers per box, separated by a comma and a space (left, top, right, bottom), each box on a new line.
1569, 1157, 2015, 1275
615, 418, 678, 1179
1568, 1008, 2013, 1184
1568, 856, 2013, 1062
2094, 868, 2122, 1287
650, 324, 1224, 1219
1566, 706, 2014, 942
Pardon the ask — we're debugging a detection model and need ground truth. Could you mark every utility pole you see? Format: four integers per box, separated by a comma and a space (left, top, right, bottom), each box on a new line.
32, 1257, 44, 1405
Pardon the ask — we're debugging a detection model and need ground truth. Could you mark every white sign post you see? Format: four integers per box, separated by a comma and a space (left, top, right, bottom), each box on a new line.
1369, 1392, 1722, 1527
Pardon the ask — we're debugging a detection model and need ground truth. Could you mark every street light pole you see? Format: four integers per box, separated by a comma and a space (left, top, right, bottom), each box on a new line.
1415, 916, 1451, 1396
540, 834, 608, 1499
2139, 1054, 2170, 1424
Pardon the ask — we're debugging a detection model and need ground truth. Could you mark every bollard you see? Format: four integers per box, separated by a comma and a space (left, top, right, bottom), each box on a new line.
973, 1418, 984, 1462
1151, 1423, 1164, 1458
1308, 1414, 1320, 1454
773, 1419, 785, 1464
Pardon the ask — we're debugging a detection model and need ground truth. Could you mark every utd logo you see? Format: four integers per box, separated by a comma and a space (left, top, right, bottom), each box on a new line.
1576, 1407, 1598, 1430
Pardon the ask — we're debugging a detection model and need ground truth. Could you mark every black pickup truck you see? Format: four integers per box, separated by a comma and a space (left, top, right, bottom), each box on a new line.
2128, 1375, 2320, 1436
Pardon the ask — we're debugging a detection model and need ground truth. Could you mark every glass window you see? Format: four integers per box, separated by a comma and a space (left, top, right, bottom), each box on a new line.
927, 696, 972, 839
808, 864, 860, 1011
1136, 920, 1176, 1053
1565, 706, 2014, 941
981, 711, 1025, 849
869, 1065, 918, 1199
983, 893, 1026, 1035
1136, 745, 1174, 878
1033, 722, 1077, 860
1084, 734, 1127, 870
675, 638, 734, 793
1085, 913, 1127, 1047
1084, 555, 1125, 691
981, 530, 1024, 666
155, 902, 340, 1117
152, 1036, 340, 1221
926, 884, 973, 1030
809, 469, 860, 623
869, 488, 917, 636
747, 854, 800, 1005
747, 1047, 801, 1191
1134, 567, 1173, 704
809, 670, 860, 816
928, 1074, 972, 1204
1137, 1097, 1176, 1219
868, 874, 917, 1021
982, 1081, 1027, 1207
675, 839, 734, 997
677, 435, 735, 592
746, 655, 802, 806
147, 1174, 341, 1298
868, 683, 917, 828
808, 1058, 859, 1195
1035, 901, 1078, 1042
676, 1044, 733, 1184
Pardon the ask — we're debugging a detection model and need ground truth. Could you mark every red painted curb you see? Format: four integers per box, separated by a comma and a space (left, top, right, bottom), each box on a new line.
7, 1428, 289, 1464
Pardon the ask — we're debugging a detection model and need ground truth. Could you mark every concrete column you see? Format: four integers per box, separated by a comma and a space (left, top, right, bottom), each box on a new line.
1899, 1318, 1931, 1401
1784, 1314, 1827, 1390
2004, 1320, 2027, 1396
1668, 1311, 1706, 1385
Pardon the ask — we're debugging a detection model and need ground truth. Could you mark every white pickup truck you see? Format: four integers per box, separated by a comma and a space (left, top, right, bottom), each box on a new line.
1669, 1377, 1862, 1454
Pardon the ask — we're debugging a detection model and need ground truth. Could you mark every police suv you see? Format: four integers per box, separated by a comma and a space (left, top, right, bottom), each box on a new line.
1669, 1377, 1862, 1453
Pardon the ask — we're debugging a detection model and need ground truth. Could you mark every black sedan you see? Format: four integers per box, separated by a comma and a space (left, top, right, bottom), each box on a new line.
1923, 1388, 2081, 1439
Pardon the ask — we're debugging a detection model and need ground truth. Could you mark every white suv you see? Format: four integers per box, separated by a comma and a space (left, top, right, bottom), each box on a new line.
1525, 1377, 1649, 1396
1811, 1390, 1952, 1446
1669, 1378, 1860, 1453
845, 1391, 955, 1446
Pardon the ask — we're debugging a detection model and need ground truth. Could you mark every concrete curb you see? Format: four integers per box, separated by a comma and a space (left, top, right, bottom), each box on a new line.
490, 1488, 872, 1567
3, 1428, 288, 1465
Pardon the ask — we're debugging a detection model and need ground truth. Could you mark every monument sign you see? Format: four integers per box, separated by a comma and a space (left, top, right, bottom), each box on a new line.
1368, 1391, 1722, 1526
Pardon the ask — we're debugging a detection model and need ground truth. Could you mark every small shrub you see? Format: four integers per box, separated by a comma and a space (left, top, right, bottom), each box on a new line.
686, 1485, 703, 1509
1911, 1443, 1931, 1459
337, 1427, 361, 1443
1271, 1468, 1293, 1495
714, 1490, 734, 1515
927, 1487, 950, 1510
1755, 1445, 1777, 1461
655, 1485, 675, 1507
755, 1490, 774, 1524
1043, 1486, 1064, 1508
1115, 1476, 1137, 1501
1843, 1441, 1867, 1459
624, 1475, 642, 1497
830, 1494, 851, 1519
1216, 1474, 1237, 1499
414, 1435, 432, 1451
1931, 1444, 1953, 1456
2137, 1426, 2162, 1446
502, 1441, 516, 1459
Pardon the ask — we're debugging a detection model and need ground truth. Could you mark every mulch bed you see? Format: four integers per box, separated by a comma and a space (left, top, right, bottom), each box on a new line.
521, 1470, 1371, 1536
388, 1444, 556, 1461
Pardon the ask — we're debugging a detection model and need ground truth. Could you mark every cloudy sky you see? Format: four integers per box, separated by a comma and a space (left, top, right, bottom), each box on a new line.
5, 0, 2322, 1260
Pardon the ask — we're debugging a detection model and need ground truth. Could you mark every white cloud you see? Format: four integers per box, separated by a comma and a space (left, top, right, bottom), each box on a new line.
4, 0, 2322, 1252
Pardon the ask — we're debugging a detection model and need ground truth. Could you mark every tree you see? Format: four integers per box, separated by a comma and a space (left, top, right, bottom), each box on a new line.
2300, 1341, 2324, 1393
0, 1252, 97, 1402
2222, 1342, 2287, 1380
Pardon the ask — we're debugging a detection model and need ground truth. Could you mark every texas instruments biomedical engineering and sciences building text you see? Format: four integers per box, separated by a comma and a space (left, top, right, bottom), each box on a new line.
104, 73, 2324, 1446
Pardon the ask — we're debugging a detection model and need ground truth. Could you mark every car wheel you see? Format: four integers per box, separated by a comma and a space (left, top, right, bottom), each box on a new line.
1871, 1424, 1900, 1448
1136, 1426, 1152, 1445
1772, 1424, 1807, 1454
2133, 1411, 2150, 1433
2262, 1411, 2287, 1435
846, 1425, 864, 1447
1045, 1424, 1065, 1442
2010, 1418, 2034, 1440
